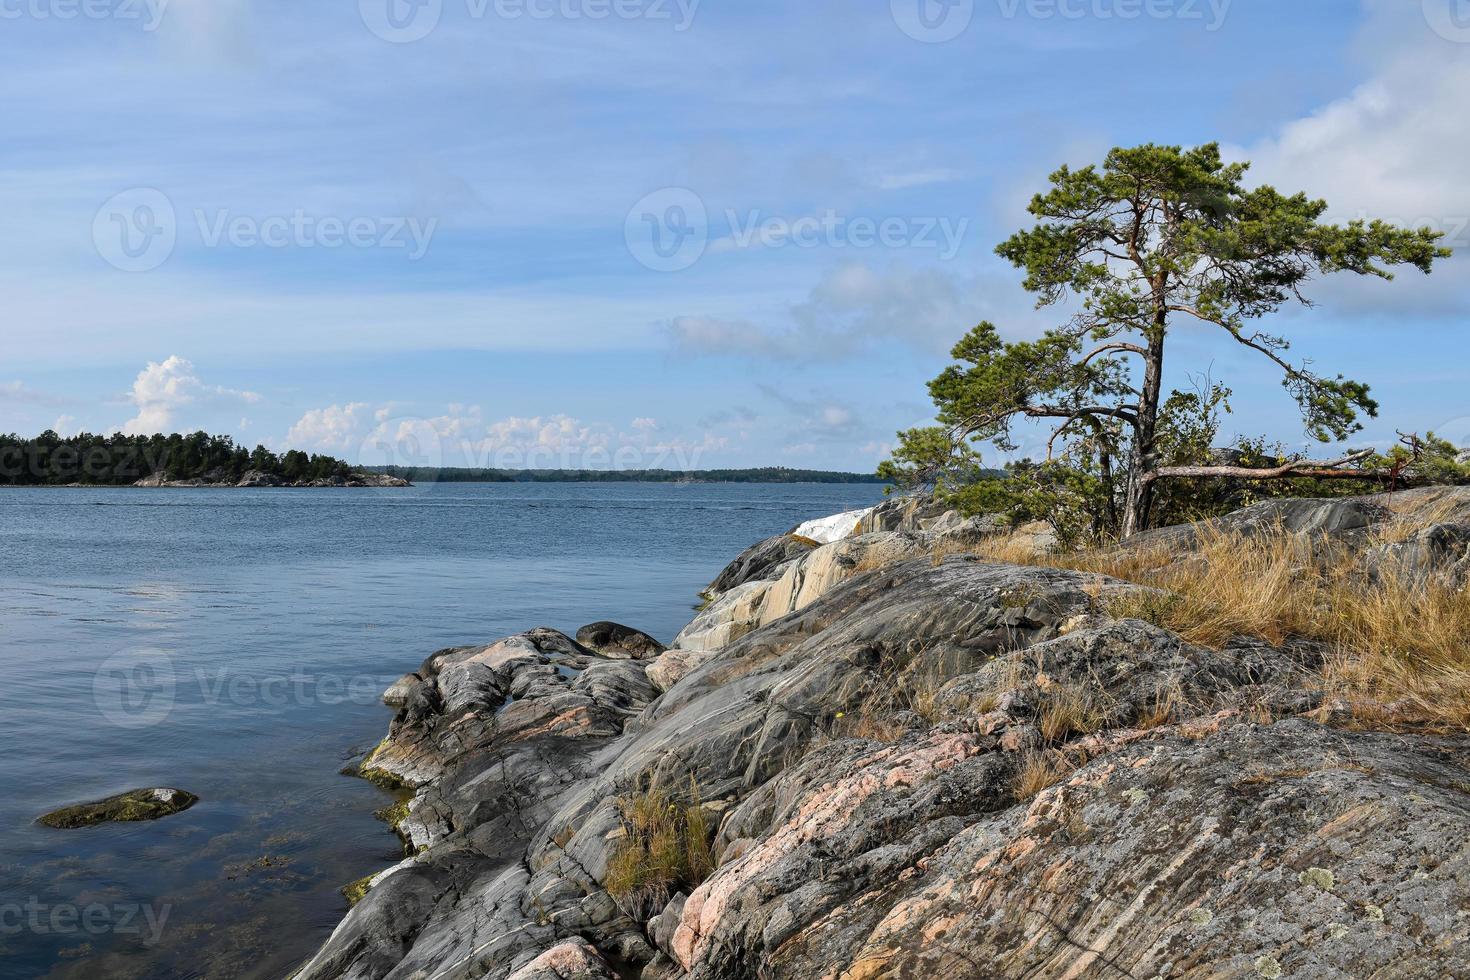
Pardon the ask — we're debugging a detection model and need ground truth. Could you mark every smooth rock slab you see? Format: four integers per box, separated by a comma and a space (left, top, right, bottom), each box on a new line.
38, 787, 198, 829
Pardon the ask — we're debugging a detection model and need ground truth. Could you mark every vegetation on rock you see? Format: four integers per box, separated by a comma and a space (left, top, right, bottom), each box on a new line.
882, 142, 1453, 538
38, 788, 198, 829
605, 780, 716, 918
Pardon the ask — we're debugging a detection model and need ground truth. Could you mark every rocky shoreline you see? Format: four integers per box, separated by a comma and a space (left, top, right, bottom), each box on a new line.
297, 490, 1470, 979
135, 470, 412, 489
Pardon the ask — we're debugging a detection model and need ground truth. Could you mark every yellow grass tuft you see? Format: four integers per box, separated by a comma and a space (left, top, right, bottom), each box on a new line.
605, 778, 717, 914
1013, 749, 1076, 800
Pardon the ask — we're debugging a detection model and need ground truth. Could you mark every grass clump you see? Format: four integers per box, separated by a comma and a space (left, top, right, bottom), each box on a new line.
1037, 682, 1108, 743
605, 778, 717, 916
1040, 521, 1470, 731
1013, 749, 1077, 800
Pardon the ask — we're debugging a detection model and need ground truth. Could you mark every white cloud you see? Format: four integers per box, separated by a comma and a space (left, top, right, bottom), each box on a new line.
873, 168, 965, 191
118, 356, 261, 436
284, 403, 729, 471
285, 402, 371, 453
1226, 4, 1470, 317
51, 415, 79, 437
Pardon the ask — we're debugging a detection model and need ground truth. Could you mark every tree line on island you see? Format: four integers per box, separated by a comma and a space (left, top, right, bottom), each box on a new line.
881, 142, 1467, 545
0, 431, 356, 486
0, 431, 887, 487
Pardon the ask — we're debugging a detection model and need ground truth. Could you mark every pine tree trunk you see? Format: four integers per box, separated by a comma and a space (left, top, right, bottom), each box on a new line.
1121, 325, 1167, 538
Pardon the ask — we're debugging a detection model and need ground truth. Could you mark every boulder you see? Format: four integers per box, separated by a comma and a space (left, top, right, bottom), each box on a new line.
575, 622, 667, 660
644, 650, 716, 693
236, 470, 284, 488
347, 472, 413, 488
38, 788, 198, 829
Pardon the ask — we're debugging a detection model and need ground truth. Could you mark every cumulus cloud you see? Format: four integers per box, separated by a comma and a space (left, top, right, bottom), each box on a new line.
285, 403, 730, 471
1228, 4, 1470, 317
285, 403, 372, 453
118, 356, 261, 436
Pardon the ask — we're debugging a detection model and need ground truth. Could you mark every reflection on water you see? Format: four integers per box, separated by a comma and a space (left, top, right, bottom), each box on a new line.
0, 482, 883, 978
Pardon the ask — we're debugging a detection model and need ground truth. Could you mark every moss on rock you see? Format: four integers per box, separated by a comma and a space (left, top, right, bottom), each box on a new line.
341, 874, 376, 907
38, 788, 198, 829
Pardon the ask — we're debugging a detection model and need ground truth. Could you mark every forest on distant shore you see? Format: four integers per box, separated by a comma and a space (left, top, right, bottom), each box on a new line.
0, 431, 888, 487
368, 466, 889, 484
0, 431, 353, 486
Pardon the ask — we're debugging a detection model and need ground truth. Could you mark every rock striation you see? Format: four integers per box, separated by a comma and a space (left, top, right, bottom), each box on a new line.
298, 489, 1470, 979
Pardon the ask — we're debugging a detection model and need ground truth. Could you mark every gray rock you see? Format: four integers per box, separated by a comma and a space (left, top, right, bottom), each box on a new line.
575, 622, 667, 660
703, 533, 817, 597
236, 470, 284, 488
299, 489, 1470, 980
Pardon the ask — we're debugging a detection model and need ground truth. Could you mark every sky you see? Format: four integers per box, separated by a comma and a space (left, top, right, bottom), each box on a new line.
2, 0, 1469, 472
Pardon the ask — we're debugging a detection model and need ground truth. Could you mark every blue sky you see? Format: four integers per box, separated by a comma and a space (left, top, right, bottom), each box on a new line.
2, 0, 1468, 471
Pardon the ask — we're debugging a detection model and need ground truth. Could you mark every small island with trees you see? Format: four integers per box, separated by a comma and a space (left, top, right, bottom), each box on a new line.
0, 431, 408, 488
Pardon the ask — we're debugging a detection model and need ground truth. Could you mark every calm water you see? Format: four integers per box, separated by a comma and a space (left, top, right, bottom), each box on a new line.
0, 482, 884, 979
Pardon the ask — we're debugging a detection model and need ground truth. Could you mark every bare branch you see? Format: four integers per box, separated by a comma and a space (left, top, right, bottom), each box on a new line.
1080, 342, 1148, 366
1142, 449, 1379, 486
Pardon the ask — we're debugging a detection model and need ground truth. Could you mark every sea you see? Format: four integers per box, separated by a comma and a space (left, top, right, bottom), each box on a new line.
0, 481, 886, 979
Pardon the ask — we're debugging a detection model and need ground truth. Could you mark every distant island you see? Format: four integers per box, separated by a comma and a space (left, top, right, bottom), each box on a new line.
0, 432, 885, 487
0, 431, 406, 488
364, 466, 889, 484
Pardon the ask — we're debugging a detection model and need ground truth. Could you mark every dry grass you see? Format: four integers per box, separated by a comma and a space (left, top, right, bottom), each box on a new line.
832, 705, 909, 742
1136, 678, 1188, 730
966, 533, 1047, 565
605, 778, 716, 915
1013, 749, 1077, 800
1023, 520, 1470, 731
1037, 680, 1109, 743
973, 656, 1031, 714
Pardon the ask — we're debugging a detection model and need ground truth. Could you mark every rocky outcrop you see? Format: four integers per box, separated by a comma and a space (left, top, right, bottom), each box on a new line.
702, 534, 818, 597
131, 471, 412, 489
576, 622, 667, 661
38, 788, 198, 829
299, 492, 1470, 980
236, 469, 285, 488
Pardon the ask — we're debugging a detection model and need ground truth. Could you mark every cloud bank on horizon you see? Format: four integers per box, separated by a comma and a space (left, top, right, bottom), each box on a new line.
2, 0, 1468, 471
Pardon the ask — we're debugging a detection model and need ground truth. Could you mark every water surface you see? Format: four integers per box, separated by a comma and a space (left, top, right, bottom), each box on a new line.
0, 482, 884, 979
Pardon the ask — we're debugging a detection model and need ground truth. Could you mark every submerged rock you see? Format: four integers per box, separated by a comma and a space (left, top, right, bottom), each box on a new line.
38, 788, 198, 829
